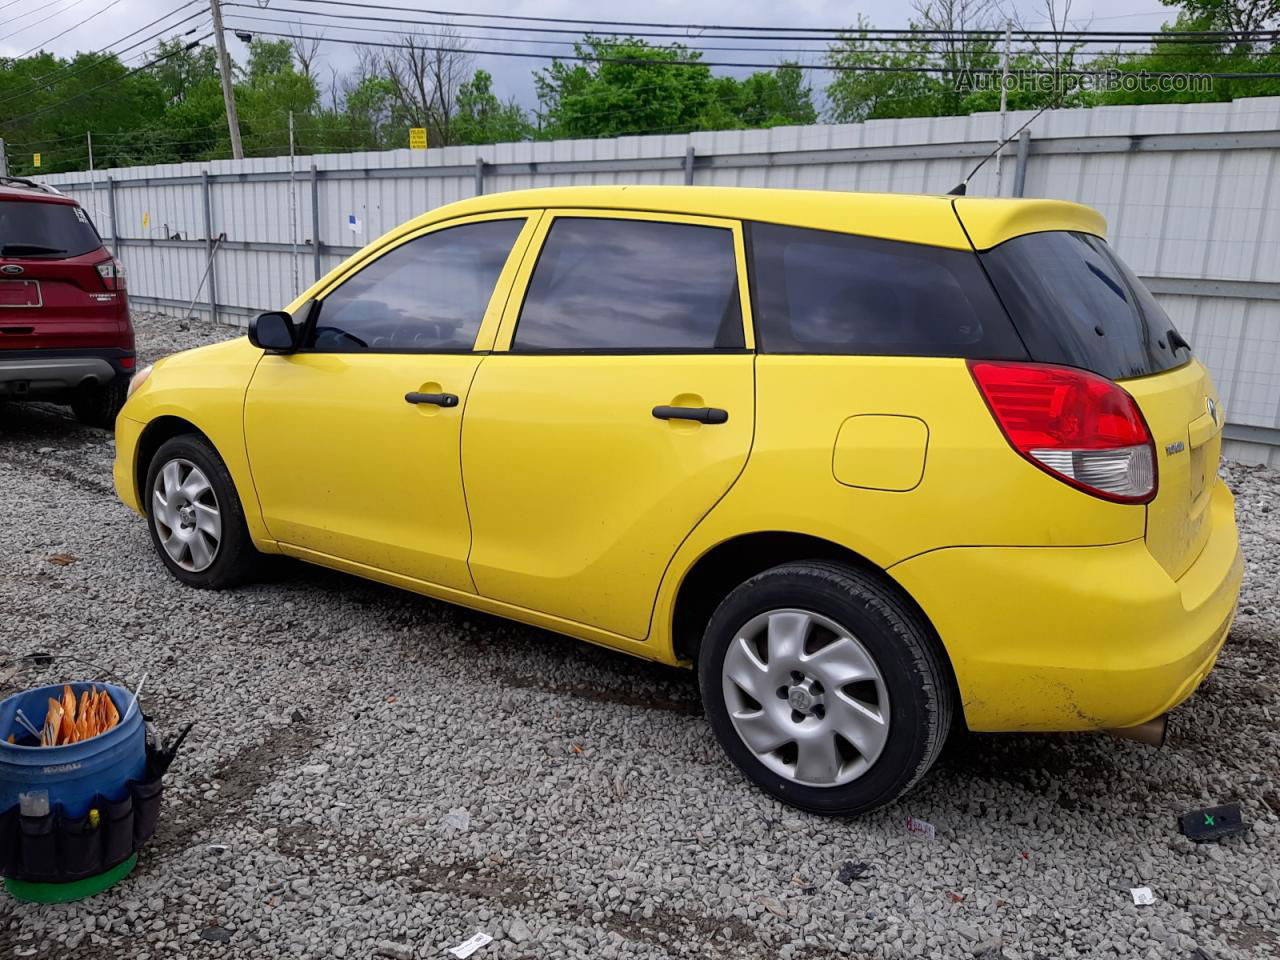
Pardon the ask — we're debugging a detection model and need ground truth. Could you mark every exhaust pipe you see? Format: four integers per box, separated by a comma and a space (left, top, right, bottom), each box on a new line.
1105, 713, 1168, 747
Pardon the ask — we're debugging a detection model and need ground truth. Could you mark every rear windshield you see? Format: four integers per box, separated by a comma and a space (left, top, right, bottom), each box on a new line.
980, 231, 1188, 380
0, 199, 102, 258
748, 222, 1026, 358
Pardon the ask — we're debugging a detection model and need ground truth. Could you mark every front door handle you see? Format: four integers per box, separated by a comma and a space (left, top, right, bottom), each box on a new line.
405, 391, 459, 407
652, 405, 729, 425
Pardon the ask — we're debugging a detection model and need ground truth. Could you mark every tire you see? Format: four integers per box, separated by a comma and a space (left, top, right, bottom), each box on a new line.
698, 561, 953, 816
143, 434, 261, 589
71, 376, 129, 428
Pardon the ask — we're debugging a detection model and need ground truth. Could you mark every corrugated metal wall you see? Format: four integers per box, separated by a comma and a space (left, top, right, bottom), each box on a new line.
41, 97, 1280, 465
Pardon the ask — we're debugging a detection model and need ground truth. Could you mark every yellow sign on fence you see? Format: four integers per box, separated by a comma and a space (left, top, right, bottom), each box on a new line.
409, 127, 427, 149
32, 153, 40, 168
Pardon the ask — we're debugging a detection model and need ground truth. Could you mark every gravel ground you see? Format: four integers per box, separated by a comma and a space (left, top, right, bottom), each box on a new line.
1, 312, 1278, 960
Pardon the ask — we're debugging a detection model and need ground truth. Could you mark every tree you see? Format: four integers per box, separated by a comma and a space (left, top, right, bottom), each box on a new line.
534, 36, 721, 138
377, 28, 473, 147
732, 64, 818, 127
1096, 0, 1280, 105
825, 17, 952, 121
235, 39, 319, 156
452, 69, 531, 144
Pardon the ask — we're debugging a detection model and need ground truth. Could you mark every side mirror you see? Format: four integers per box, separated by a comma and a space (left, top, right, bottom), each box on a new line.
249, 310, 299, 353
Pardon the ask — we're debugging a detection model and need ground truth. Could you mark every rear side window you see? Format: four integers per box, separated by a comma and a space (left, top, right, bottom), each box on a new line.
980, 232, 1187, 380
513, 217, 743, 351
0, 200, 101, 258
748, 222, 1025, 358
309, 218, 523, 352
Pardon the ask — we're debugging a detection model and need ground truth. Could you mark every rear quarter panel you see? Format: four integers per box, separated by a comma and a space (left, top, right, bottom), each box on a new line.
649, 356, 1147, 659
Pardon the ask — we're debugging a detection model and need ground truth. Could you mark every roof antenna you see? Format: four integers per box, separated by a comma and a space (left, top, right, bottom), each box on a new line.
947, 102, 1053, 197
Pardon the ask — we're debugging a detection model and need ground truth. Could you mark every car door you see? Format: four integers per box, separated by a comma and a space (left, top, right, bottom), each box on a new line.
244, 212, 539, 592
461, 210, 756, 640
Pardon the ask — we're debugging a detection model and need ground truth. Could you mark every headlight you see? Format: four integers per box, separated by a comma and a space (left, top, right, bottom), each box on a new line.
127, 364, 153, 398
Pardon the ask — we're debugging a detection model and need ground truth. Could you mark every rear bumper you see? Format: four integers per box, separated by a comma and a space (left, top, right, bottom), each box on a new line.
0, 348, 133, 397
890, 480, 1243, 732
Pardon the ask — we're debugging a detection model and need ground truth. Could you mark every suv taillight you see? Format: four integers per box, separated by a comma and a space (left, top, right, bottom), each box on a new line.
968, 360, 1156, 504
95, 258, 126, 291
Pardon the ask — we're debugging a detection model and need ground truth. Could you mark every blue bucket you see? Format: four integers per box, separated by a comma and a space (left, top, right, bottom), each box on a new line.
0, 683, 145, 818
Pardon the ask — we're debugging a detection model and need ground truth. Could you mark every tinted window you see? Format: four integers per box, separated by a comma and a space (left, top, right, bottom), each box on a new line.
0, 200, 102, 258
981, 231, 1187, 379
309, 219, 523, 352
748, 223, 1025, 358
513, 217, 743, 351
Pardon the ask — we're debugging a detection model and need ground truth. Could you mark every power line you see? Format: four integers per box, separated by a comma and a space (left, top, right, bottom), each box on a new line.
3, 34, 215, 126
229, 26, 1280, 80
0, 5, 205, 110
224, 10, 1280, 62
269, 0, 1280, 41
12, 0, 128, 60
0, 0, 99, 44
224, 2, 1280, 46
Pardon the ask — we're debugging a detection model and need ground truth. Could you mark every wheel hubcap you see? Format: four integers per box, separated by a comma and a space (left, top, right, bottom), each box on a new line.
722, 608, 891, 787
151, 458, 221, 573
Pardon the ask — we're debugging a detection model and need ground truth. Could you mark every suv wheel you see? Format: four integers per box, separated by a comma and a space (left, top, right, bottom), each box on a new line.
71, 376, 128, 428
144, 434, 261, 589
699, 561, 953, 815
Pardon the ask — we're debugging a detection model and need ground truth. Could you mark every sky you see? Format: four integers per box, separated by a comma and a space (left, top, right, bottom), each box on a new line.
0, 0, 1181, 112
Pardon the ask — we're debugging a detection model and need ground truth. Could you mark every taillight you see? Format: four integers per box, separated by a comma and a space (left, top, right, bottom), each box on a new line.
968, 360, 1156, 504
95, 258, 126, 291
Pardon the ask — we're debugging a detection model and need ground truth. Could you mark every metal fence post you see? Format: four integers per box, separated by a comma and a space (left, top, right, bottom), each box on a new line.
106, 176, 118, 257
310, 163, 321, 283
684, 145, 695, 185
474, 156, 485, 196
1012, 129, 1031, 198
202, 171, 218, 325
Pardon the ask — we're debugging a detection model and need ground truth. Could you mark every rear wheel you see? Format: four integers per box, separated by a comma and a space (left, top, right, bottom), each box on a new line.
71, 376, 128, 428
698, 561, 952, 815
144, 434, 261, 589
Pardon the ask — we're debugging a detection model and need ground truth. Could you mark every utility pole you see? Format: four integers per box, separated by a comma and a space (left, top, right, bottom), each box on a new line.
209, 0, 244, 160
994, 19, 1012, 197
87, 132, 103, 225
0, 139, 8, 177
288, 111, 299, 296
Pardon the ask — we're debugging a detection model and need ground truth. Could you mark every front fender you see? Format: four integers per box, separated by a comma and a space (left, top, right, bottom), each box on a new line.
114, 337, 276, 551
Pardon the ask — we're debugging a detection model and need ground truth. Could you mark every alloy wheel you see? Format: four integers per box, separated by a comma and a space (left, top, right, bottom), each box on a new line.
151, 458, 222, 573
721, 608, 891, 787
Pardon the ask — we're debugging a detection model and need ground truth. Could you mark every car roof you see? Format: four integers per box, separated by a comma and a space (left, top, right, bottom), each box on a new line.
0, 178, 75, 204
397, 185, 1106, 252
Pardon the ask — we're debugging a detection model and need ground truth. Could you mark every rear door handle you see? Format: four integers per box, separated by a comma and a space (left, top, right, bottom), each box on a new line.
405, 392, 459, 407
652, 405, 729, 425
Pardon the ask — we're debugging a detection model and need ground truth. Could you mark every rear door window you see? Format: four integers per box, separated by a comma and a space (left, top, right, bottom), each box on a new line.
980, 231, 1187, 380
0, 200, 101, 258
747, 222, 1024, 358
512, 216, 743, 351
309, 218, 524, 352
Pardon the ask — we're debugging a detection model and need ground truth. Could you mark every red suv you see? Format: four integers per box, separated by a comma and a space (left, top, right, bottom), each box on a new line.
0, 176, 133, 426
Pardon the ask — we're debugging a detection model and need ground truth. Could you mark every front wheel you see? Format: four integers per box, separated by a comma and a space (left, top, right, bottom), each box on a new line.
144, 434, 261, 589
698, 561, 953, 815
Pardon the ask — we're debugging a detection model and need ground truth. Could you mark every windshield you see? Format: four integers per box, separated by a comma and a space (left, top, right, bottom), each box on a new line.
980, 231, 1188, 380
0, 199, 102, 258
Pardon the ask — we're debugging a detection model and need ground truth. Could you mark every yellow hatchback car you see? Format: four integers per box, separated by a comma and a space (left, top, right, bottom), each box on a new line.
114, 186, 1242, 815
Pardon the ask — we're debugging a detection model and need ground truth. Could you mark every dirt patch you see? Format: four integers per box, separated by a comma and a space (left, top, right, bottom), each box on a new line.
151, 725, 323, 856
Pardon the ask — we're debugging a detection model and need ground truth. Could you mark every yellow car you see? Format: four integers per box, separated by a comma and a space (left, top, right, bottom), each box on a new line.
114, 186, 1242, 815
